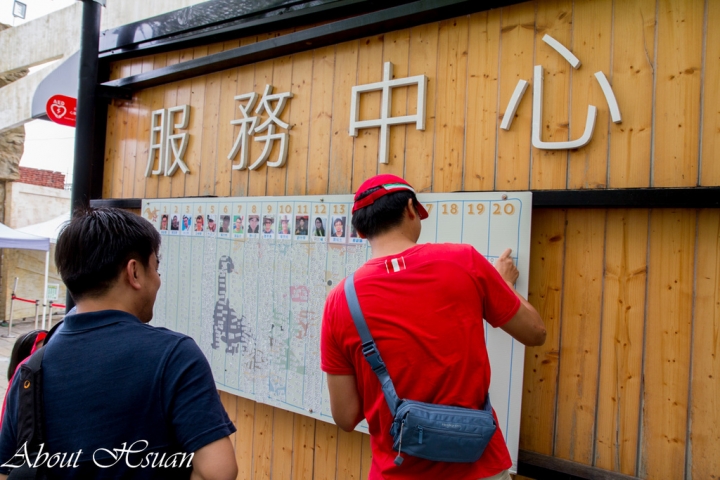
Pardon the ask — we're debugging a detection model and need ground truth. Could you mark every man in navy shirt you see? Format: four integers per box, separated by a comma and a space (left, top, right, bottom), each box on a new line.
0, 208, 237, 480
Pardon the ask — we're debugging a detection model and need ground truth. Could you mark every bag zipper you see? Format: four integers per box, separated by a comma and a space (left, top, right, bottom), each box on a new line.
394, 420, 405, 466
396, 401, 493, 417
416, 424, 485, 439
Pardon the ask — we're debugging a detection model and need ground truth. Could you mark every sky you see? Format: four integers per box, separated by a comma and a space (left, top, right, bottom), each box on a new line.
0, 0, 74, 26
2, 0, 77, 181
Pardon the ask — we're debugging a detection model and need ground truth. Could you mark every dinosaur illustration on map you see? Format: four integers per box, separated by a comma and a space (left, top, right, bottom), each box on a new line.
212, 255, 251, 354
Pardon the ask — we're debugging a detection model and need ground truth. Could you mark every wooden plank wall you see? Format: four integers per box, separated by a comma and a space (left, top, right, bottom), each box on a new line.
102, 0, 720, 478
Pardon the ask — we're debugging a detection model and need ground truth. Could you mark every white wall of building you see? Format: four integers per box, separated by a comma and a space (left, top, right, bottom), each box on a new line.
5, 181, 70, 229
0, 0, 209, 133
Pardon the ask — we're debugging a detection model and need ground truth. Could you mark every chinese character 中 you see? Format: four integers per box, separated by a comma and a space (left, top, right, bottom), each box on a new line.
349, 62, 428, 165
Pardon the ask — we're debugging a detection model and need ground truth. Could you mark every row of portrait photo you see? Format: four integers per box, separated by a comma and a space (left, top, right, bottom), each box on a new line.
152, 201, 366, 245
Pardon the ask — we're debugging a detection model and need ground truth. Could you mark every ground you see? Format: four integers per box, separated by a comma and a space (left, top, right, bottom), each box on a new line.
0, 315, 61, 400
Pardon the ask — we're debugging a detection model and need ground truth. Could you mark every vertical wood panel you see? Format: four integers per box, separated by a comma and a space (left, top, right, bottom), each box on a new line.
652, 0, 704, 187
291, 412, 316, 480
313, 420, 339, 480
336, 430, 363, 480
594, 209, 648, 475
285, 50, 314, 196
607, 0, 655, 188
142, 55, 168, 200
121, 59, 143, 199
156, 52, 181, 199
220, 391, 238, 448
236, 397, 256, 480
178, 47, 203, 198
520, 208, 566, 454
360, 434, 372, 479
196, 44, 223, 197
531, 0, 572, 190
496, 3, 535, 190
271, 408, 295, 479
132, 57, 157, 198
351, 35, 384, 192
306, 46, 335, 196
567, 0, 612, 189
266, 52, 293, 197
465, 10, 500, 191
252, 403, 274, 480
110, 61, 134, 199
102, 61, 122, 199
248, 38, 277, 197
700, 1, 720, 186
379, 29, 411, 177
689, 209, 720, 479
641, 209, 695, 478
214, 41, 240, 198
171, 50, 197, 198
404, 23, 439, 194
432, 16, 468, 193
230, 36, 258, 198
554, 209, 605, 463
328, 40, 359, 195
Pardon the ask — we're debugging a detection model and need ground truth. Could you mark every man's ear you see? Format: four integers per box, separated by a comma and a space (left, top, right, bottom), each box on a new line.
405, 198, 417, 220
125, 259, 143, 291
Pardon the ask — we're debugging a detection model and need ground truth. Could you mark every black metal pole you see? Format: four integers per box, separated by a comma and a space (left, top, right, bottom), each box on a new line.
67, 0, 103, 314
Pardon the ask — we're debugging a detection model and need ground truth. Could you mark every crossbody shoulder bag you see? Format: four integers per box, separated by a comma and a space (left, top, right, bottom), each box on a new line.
344, 273, 497, 465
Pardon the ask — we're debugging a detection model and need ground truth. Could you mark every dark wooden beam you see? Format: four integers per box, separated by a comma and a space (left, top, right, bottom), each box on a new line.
100, 0, 521, 91
90, 187, 720, 211
518, 450, 641, 480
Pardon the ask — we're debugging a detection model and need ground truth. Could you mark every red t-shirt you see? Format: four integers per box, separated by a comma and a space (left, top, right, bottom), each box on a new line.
321, 243, 521, 479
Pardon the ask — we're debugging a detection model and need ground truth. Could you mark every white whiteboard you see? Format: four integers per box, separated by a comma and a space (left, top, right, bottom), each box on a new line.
143, 191, 532, 472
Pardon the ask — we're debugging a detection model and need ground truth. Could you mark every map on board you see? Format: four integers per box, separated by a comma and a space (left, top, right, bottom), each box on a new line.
143, 192, 532, 471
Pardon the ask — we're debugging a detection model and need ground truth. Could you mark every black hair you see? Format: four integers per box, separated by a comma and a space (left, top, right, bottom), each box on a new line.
8, 330, 46, 381
351, 187, 418, 238
55, 207, 161, 301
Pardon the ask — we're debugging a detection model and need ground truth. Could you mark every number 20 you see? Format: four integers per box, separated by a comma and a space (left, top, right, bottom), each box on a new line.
493, 203, 515, 215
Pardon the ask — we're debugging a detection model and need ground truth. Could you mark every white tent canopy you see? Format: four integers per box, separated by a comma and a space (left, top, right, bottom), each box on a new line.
17, 213, 69, 244
0, 222, 50, 251
1, 219, 63, 332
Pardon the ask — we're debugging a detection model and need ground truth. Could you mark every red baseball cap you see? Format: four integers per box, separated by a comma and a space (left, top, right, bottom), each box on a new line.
352, 174, 428, 219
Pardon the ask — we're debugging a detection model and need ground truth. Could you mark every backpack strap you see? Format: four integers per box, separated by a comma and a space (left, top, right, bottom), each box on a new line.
344, 273, 401, 416
16, 346, 46, 451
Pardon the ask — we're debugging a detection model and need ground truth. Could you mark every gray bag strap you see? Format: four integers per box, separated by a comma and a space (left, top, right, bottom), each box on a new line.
344, 273, 402, 416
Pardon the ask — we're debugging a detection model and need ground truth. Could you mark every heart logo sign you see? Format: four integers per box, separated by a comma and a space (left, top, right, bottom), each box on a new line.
50, 104, 67, 119
46, 95, 77, 127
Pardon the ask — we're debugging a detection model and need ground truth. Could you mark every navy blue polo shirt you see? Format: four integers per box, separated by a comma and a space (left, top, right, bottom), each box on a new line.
0, 310, 236, 479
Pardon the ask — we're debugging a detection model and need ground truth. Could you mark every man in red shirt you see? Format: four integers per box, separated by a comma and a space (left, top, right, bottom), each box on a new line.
321, 174, 546, 480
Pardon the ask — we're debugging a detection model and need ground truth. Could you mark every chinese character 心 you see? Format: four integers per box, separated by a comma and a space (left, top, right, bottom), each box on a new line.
500, 34, 622, 150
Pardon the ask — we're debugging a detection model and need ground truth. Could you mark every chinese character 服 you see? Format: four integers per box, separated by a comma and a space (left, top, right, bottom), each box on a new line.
145, 105, 191, 177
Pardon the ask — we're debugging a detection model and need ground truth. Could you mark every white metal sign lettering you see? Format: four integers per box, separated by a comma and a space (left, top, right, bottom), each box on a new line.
145, 105, 190, 177
349, 62, 428, 164
228, 84, 293, 171
500, 34, 622, 150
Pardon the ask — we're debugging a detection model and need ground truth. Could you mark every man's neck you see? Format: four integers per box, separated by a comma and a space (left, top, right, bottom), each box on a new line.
73, 291, 139, 319
367, 231, 417, 259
